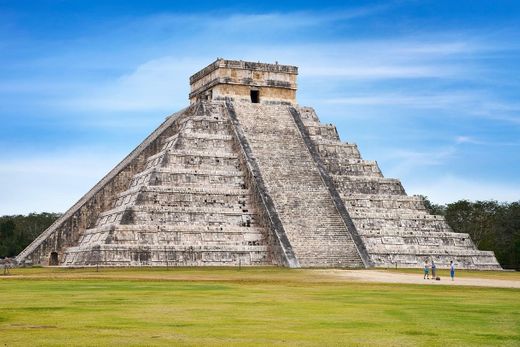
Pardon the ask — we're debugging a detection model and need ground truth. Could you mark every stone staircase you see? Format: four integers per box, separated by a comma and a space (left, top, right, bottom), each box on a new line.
62, 102, 271, 266
230, 102, 364, 267
297, 106, 501, 269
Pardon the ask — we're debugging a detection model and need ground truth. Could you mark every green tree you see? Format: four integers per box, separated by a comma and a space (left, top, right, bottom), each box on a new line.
0, 213, 60, 259
443, 200, 520, 270
0, 220, 17, 257
420, 195, 446, 216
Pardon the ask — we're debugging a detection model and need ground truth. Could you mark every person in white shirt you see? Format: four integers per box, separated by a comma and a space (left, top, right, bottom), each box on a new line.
423, 260, 430, 279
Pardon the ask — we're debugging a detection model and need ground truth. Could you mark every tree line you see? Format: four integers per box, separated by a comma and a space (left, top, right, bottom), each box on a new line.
422, 198, 520, 270
0, 201, 519, 269
0, 213, 61, 258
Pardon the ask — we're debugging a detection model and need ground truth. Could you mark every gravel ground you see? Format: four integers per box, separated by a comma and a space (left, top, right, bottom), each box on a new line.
322, 269, 520, 288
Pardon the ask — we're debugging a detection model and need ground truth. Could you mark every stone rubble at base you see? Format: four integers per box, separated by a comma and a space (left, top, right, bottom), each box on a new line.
15, 59, 501, 269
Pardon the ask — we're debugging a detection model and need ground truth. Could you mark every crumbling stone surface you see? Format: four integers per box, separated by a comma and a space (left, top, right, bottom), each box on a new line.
190, 59, 298, 105
16, 107, 191, 266
230, 102, 364, 268
298, 106, 500, 269
16, 59, 501, 269
61, 102, 271, 266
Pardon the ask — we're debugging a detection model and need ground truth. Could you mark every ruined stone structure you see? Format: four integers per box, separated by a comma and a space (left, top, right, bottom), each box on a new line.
16, 59, 500, 269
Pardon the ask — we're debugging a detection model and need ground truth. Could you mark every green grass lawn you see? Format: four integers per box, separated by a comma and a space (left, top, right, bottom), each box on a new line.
1, 268, 519, 346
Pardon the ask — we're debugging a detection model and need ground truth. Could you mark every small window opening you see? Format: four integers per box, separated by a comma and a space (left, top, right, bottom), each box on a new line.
250, 90, 259, 103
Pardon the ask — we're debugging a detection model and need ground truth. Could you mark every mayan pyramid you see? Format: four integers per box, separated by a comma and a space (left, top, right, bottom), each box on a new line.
16, 59, 500, 269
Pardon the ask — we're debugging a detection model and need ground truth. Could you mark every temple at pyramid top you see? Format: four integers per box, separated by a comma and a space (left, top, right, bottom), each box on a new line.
189, 59, 298, 105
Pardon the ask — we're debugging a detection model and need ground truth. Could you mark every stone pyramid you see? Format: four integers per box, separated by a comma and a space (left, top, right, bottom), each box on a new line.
16, 59, 500, 269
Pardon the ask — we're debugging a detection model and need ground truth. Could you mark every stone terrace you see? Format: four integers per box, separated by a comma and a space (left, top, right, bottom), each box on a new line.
298, 106, 500, 269
62, 102, 271, 266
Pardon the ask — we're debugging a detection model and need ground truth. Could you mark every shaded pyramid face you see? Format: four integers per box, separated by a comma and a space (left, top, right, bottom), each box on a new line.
17, 59, 501, 269
62, 102, 273, 266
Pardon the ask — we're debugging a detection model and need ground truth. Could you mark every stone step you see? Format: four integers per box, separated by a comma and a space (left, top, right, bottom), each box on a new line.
116, 185, 248, 199
83, 223, 266, 234
344, 194, 427, 210
314, 142, 361, 159
367, 245, 494, 257
146, 148, 237, 165
122, 187, 249, 210
179, 132, 233, 141
128, 191, 252, 210
349, 209, 437, 219
363, 235, 475, 248
99, 204, 257, 219
353, 218, 451, 232
68, 243, 270, 253
80, 231, 266, 246
333, 175, 406, 195
130, 167, 245, 187
296, 106, 320, 124
322, 159, 383, 177
62, 245, 271, 267
359, 228, 470, 239
304, 124, 340, 142
175, 134, 234, 152
182, 118, 231, 134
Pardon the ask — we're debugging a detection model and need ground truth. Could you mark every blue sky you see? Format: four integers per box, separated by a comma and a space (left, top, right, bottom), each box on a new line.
1, 0, 519, 214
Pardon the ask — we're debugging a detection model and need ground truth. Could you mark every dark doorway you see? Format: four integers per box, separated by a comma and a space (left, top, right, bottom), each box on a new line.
49, 252, 59, 266
250, 90, 259, 103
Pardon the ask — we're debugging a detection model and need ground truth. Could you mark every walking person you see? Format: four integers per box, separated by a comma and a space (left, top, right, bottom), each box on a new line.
431, 259, 436, 280
423, 260, 430, 279
450, 261, 455, 281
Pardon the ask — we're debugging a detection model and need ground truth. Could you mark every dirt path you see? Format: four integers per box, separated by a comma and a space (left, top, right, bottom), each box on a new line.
322, 270, 520, 289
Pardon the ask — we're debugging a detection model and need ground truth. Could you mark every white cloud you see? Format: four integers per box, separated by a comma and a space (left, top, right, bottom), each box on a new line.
57, 57, 204, 112
324, 92, 479, 107
322, 90, 520, 124
52, 36, 493, 113
454, 136, 480, 144
381, 146, 457, 178
41, 9, 518, 118
141, 5, 390, 33
302, 65, 452, 79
